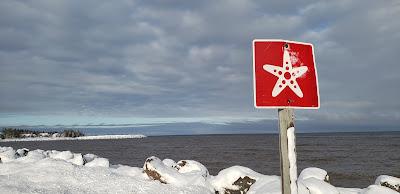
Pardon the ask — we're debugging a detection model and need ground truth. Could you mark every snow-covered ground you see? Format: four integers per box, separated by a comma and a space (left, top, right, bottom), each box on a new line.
0, 134, 146, 142
0, 146, 399, 194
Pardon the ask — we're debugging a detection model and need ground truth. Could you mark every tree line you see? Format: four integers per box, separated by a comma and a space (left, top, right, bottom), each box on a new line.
0, 128, 84, 139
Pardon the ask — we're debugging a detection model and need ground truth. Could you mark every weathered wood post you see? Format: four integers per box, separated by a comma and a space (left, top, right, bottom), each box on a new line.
278, 108, 296, 194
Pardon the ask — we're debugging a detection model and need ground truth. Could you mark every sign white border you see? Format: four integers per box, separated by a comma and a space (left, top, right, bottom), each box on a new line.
252, 39, 320, 109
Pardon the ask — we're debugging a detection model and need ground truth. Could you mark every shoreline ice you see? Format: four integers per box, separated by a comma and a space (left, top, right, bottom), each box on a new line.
0, 134, 146, 142
0, 146, 399, 194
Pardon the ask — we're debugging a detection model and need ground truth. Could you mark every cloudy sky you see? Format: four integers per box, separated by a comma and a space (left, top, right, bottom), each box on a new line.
0, 0, 399, 133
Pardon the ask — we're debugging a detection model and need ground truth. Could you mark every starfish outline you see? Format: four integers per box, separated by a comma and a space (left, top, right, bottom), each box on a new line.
263, 44, 308, 98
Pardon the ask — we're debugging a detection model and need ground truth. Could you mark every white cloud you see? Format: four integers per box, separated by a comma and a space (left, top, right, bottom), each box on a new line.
0, 0, 399, 128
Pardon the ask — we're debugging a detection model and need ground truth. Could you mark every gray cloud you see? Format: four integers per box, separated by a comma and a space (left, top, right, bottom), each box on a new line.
0, 0, 399, 130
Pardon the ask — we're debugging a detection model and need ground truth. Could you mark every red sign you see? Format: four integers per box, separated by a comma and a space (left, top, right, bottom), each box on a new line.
253, 39, 319, 109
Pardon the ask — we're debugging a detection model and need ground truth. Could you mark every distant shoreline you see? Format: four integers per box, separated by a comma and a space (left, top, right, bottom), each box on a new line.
0, 134, 146, 142
142, 130, 400, 137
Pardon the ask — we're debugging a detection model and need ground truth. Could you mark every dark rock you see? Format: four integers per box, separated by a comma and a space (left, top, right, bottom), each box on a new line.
177, 160, 187, 167
16, 148, 29, 157
143, 157, 167, 184
223, 176, 256, 194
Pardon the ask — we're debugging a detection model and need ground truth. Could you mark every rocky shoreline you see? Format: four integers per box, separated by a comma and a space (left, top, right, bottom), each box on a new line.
1, 146, 399, 194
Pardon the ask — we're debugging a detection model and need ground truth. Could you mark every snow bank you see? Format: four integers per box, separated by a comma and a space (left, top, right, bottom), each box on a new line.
0, 134, 146, 142
1, 146, 399, 194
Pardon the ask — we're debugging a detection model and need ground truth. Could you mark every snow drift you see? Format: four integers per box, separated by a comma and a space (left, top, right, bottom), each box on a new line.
0, 146, 399, 194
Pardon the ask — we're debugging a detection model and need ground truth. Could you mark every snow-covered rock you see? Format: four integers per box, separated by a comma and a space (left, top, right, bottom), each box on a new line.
0, 147, 16, 162
85, 157, 109, 167
175, 160, 209, 178
162, 158, 177, 168
111, 164, 145, 177
336, 187, 363, 194
361, 185, 400, 194
19, 149, 47, 163
297, 167, 340, 194
0, 152, 209, 194
68, 153, 84, 166
300, 177, 339, 194
299, 167, 329, 182
49, 150, 74, 161
209, 166, 280, 194
375, 175, 400, 192
16, 148, 29, 157
49, 151, 85, 166
83, 153, 98, 164
143, 156, 212, 191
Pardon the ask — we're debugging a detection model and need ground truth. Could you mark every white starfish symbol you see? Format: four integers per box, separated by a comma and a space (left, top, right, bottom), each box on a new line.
263, 44, 308, 98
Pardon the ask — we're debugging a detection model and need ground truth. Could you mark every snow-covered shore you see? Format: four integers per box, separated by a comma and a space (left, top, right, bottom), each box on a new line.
0, 146, 399, 194
0, 134, 146, 142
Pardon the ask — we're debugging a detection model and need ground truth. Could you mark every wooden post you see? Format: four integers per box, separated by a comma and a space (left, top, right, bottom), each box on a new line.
278, 108, 296, 194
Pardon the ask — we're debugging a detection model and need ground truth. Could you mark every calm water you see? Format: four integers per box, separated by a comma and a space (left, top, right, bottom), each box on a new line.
1, 132, 399, 188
